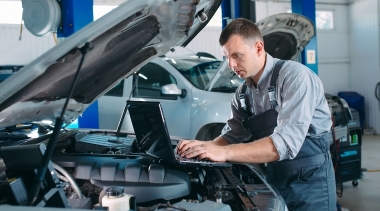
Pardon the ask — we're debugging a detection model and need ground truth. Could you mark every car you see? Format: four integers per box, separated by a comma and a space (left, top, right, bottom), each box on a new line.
0, 1, 293, 211
97, 53, 237, 141
97, 13, 317, 141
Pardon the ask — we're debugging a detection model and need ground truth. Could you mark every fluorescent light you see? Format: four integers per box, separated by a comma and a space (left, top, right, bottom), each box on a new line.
138, 73, 147, 80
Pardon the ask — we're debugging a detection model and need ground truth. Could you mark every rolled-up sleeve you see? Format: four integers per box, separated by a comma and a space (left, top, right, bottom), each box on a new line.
271, 66, 321, 161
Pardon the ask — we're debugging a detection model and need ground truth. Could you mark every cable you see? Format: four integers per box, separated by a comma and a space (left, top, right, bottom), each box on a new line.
375, 82, 380, 101
331, 115, 343, 197
19, 19, 23, 41
366, 169, 380, 172
52, 162, 84, 198
53, 32, 58, 45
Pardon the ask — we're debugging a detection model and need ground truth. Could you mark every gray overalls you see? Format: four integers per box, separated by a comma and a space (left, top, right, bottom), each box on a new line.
240, 61, 336, 211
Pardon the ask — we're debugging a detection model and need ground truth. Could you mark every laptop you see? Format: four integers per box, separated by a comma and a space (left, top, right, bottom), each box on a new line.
127, 101, 232, 168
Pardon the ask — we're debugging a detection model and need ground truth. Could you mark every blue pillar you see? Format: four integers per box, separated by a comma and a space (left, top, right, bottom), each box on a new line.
221, 0, 232, 29
291, 0, 318, 75
57, 0, 93, 38
233, 0, 241, 21
57, 0, 99, 129
221, 0, 256, 29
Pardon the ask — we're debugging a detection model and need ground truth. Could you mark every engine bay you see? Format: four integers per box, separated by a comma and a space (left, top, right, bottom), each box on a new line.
0, 127, 285, 211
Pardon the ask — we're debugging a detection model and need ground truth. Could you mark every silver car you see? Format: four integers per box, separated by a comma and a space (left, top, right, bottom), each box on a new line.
98, 13, 316, 142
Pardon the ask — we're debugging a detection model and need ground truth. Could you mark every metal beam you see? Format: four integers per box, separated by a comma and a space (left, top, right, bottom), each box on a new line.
221, 0, 256, 29
57, 0, 93, 37
292, 0, 318, 74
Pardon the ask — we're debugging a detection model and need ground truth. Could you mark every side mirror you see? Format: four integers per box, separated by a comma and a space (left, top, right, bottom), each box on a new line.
161, 84, 187, 98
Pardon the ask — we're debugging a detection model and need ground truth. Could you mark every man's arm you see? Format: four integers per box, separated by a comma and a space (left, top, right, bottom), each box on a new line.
226, 137, 279, 163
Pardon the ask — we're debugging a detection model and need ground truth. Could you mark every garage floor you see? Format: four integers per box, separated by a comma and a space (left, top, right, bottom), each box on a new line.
336, 135, 380, 211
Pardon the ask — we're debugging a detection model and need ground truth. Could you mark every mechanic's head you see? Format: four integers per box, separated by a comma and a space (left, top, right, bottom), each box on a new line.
219, 18, 266, 84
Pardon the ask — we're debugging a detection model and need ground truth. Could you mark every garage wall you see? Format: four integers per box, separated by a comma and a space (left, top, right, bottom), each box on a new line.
187, 1, 353, 97
0, 24, 56, 65
315, 3, 350, 96
256, 1, 351, 95
174, 26, 224, 60
348, 0, 380, 133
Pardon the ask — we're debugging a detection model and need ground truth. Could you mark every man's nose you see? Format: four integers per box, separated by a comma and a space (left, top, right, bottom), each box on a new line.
228, 58, 237, 69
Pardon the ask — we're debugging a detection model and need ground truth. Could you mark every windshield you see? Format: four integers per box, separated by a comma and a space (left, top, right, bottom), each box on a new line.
165, 57, 221, 90
207, 60, 244, 93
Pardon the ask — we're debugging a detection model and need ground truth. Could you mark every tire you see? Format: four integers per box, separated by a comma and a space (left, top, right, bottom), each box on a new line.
207, 124, 225, 140
352, 180, 359, 186
195, 124, 225, 141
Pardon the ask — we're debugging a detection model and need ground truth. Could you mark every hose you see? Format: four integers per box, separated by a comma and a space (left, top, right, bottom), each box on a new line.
52, 162, 85, 198
375, 82, 380, 101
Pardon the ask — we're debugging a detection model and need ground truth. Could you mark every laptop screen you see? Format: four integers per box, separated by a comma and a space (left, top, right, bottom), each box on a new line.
127, 101, 176, 164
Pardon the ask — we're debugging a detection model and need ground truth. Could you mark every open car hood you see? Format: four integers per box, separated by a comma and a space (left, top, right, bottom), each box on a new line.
0, 0, 221, 128
258, 13, 315, 60
207, 13, 315, 91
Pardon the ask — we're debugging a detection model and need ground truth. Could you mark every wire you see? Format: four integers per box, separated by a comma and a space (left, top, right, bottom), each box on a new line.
53, 32, 58, 45
19, 20, 23, 41
367, 169, 380, 172
52, 162, 84, 198
331, 115, 343, 197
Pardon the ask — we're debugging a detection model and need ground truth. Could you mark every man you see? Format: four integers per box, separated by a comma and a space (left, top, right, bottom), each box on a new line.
177, 18, 336, 210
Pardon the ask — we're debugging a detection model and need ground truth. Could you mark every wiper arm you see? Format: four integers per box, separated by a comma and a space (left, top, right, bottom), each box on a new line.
0, 124, 33, 132
0, 132, 29, 141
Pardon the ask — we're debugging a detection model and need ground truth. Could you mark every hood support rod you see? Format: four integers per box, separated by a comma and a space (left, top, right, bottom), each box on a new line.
27, 42, 93, 206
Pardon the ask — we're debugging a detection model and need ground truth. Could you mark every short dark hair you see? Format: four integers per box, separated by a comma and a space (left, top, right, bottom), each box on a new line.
219, 18, 263, 46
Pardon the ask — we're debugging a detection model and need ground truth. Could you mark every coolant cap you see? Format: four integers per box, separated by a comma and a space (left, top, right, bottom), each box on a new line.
106, 187, 124, 197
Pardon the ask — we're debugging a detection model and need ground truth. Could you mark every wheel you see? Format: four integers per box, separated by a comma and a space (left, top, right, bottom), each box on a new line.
196, 124, 225, 141
352, 180, 359, 186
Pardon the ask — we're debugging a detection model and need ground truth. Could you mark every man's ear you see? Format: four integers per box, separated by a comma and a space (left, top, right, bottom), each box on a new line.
256, 41, 264, 55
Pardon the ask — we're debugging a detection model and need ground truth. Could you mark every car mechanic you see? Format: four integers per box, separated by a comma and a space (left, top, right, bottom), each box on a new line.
177, 18, 336, 211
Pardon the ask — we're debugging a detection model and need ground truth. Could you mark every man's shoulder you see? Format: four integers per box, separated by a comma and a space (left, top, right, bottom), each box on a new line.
279, 60, 316, 78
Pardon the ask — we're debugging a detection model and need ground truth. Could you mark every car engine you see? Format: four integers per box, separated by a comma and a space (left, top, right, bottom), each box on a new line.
0, 129, 286, 211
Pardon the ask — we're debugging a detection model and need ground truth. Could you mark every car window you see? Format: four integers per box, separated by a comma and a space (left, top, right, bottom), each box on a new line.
133, 63, 177, 100
165, 57, 221, 90
104, 80, 124, 97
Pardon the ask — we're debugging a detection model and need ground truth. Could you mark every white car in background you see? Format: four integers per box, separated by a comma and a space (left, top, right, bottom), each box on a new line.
98, 53, 238, 140
98, 13, 316, 140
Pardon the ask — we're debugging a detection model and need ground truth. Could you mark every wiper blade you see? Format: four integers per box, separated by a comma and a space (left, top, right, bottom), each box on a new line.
0, 132, 29, 141
211, 87, 237, 93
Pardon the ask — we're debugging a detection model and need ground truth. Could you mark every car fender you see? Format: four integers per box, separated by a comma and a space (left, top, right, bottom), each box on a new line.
190, 90, 233, 138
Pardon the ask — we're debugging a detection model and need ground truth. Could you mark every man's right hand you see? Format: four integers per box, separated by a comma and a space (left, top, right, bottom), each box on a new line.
176, 140, 214, 155
176, 137, 230, 161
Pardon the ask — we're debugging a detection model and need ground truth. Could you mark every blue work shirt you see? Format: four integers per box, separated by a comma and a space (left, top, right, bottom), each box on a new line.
221, 53, 332, 161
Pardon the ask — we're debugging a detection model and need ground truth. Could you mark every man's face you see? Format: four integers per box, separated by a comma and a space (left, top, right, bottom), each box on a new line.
222, 34, 265, 82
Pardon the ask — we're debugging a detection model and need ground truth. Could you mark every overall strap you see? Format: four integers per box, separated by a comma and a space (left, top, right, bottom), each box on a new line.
268, 60, 285, 109
239, 60, 286, 114
239, 82, 250, 114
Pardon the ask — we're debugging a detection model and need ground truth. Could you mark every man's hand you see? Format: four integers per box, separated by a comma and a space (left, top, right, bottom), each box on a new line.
177, 139, 229, 162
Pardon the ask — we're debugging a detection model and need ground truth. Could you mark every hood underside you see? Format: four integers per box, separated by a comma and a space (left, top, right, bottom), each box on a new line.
0, 0, 221, 128
258, 13, 315, 60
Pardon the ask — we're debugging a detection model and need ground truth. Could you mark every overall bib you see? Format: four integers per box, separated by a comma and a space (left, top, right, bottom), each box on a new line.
240, 61, 336, 211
